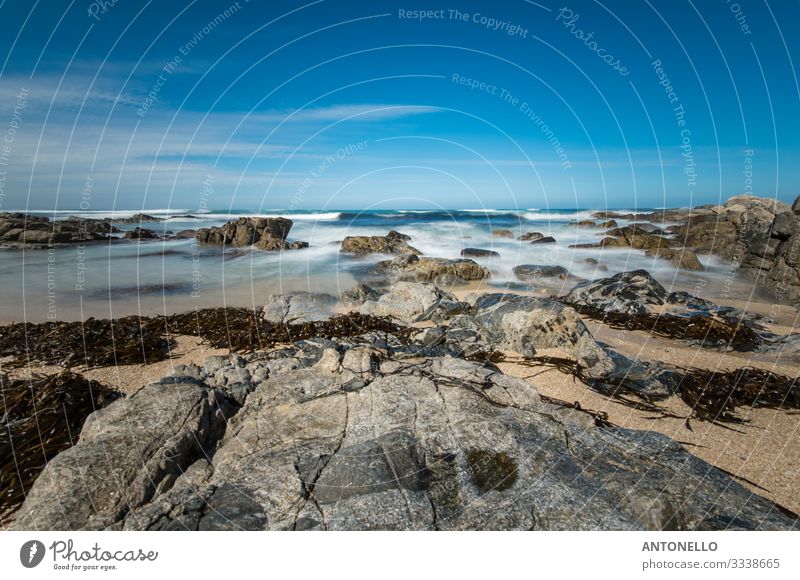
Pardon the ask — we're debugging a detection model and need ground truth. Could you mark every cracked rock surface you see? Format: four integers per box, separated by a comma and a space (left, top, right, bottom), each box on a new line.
12, 333, 797, 531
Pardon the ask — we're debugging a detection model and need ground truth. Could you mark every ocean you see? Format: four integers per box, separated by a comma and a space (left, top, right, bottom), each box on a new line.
0, 208, 734, 322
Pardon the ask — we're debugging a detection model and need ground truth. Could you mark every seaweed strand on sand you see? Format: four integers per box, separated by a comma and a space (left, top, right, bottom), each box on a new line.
508, 355, 799, 425
564, 303, 762, 351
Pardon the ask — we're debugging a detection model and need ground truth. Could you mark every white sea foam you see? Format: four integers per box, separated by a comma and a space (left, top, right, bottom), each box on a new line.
521, 210, 598, 221
173, 212, 343, 221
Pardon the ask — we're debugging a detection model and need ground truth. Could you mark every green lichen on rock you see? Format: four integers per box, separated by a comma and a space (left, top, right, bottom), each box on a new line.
466, 449, 518, 493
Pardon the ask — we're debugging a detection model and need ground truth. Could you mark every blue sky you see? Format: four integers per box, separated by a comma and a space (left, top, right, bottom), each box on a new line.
0, 0, 798, 211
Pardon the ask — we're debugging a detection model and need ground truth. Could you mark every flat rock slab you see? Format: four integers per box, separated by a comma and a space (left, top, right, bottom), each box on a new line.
12, 346, 796, 531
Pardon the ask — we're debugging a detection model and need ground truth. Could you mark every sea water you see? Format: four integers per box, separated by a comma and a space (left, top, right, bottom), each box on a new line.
0, 208, 738, 322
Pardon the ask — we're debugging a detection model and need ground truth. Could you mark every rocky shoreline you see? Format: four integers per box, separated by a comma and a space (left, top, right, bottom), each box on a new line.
4, 195, 799, 303
3, 266, 799, 530
2, 195, 799, 530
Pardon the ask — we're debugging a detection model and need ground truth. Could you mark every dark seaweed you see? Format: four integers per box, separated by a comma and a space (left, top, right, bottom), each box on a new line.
510, 355, 798, 425
566, 303, 761, 352
0, 309, 404, 368
0, 372, 122, 524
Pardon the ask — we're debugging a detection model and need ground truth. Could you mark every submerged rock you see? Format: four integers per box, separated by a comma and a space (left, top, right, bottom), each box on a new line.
375, 255, 489, 284
123, 227, 161, 240
513, 264, 570, 281
491, 229, 514, 238
519, 232, 544, 241
530, 236, 556, 244
340, 231, 420, 255
461, 248, 500, 258
644, 247, 704, 270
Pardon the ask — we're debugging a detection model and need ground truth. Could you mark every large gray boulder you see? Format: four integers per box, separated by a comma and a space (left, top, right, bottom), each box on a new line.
196, 216, 305, 251
562, 270, 669, 314
359, 281, 466, 324
12, 381, 231, 530
263, 292, 337, 324
13, 345, 797, 530
469, 293, 615, 378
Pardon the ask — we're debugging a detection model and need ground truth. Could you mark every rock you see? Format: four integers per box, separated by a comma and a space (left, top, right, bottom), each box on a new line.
0, 213, 120, 247
123, 227, 160, 240
470, 293, 615, 377
723, 195, 789, 215
574, 220, 598, 227
665, 291, 715, 311
519, 232, 544, 241
461, 248, 500, 258
491, 229, 514, 238
11, 381, 231, 530
340, 233, 420, 255
172, 229, 197, 239
359, 281, 463, 323
644, 247, 704, 270
600, 226, 673, 250
598, 220, 618, 228
766, 234, 800, 302
530, 236, 556, 244
513, 264, 570, 281
196, 217, 304, 251
386, 230, 411, 241
263, 292, 338, 324
582, 258, 608, 271
375, 255, 489, 284
112, 213, 163, 224
629, 222, 666, 234
793, 195, 800, 214
12, 343, 797, 530
668, 216, 738, 256
563, 270, 668, 314
340, 283, 381, 307
772, 211, 800, 241
596, 351, 683, 400
408, 323, 489, 360
671, 196, 788, 279
255, 238, 308, 251
759, 333, 800, 362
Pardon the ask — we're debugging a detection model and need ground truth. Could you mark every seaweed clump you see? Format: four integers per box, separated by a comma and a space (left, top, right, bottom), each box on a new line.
167, 308, 405, 352
566, 303, 761, 352
0, 316, 171, 367
518, 355, 798, 425
0, 371, 122, 524
466, 449, 518, 493
680, 367, 800, 423
0, 309, 405, 368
